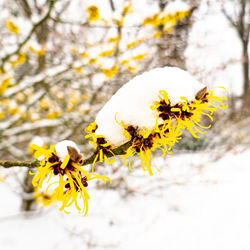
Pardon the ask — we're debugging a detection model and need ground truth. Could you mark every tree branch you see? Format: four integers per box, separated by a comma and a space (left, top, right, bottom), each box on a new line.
50, 17, 141, 29
0, 0, 56, 71
0, 160, 40, 168
222, 8, 238, 28
16, 0, 32, 18
0, 141, 132, 169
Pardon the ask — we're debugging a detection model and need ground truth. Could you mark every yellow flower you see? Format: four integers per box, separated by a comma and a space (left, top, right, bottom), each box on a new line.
87, 5, 100, 22
47, 109, 61, 119
108, 35, 120, 43
116, 117, 180, 175
152, 88, 228, 138
122, 1, 133, 15
39, 98, 50, 110
6, 19, 19, 34
66, 91, 81, 111
28, 137, 46, 155
74, 66, 83, 73
70, 47, 77, 54
126, 38, 144, 49
82, 93, 89, 101
117, 17, 124, 27
143, 9, 191, 28
102, 65, 118, 78
34, 189, 57, 207
143, 13, 159, 26
28, 46, 46, 56
10, 53, 26, 68
31, 144, 111, 215
132, 53, 148, 61
153, 30, 162, 39
126, 64, 138, 73
85, 122, 97, 134
0, 77, 12, 95
15, 92, 26, 103
121, 128, 159, 175
88, 57, 97, 64
114, 114, 163, 175
99, 49, 115, 57
120, 59, 129, 65
0, 110, 5, 119
80, 51, 88, 58
8, 106, 19, 115
85, 125, 116, 172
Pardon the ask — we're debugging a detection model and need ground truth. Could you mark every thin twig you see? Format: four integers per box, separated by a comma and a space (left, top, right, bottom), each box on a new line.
51, 17, 142, 29
0, 141, 132, 169
0, 160, 40, 168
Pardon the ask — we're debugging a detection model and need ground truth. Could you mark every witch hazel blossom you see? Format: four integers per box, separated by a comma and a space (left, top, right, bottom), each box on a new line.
86, 66, 227, 175
31, 66, 227, 215
95, 67, 206, 145
30, 140, 111, 216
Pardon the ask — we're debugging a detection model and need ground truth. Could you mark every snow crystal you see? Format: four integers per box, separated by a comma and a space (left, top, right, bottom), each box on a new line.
55, 140, 80, 162
95, 66, 206, 146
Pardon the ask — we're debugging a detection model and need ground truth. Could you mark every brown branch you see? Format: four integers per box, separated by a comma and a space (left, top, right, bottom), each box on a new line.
0, 141, 132, 169
17, 0, 32, 18
0, 0, 56, 71
51, 17, 142, 29
0, 160, 40, 168
109, 0, 115, 12
222, 8, 238, 29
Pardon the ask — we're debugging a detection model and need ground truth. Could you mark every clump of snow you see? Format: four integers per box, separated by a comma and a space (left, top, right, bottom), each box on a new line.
30, 136, 44, 147
55, 140, 80, 162
95, 66, 205, 146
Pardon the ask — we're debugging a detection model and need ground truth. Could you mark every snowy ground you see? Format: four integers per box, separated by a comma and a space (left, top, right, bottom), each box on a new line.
0, 145, 250, 250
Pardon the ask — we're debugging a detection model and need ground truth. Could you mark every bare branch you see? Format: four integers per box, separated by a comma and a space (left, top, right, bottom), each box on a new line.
0, 0, 56, 71
222, 8, 238, 28
109, 0, 115, 12
16, 0, 32, 18
50, 17, 142, 29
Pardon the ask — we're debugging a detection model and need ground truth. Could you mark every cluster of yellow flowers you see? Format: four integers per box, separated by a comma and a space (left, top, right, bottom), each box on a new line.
143, 9, 191, 32
2, 47, 44, 72
31, 144, 111, 215
0, 85, 90, 122
85, 88, 227, 176
31, 85, 227, 215
75, 4, 191, 80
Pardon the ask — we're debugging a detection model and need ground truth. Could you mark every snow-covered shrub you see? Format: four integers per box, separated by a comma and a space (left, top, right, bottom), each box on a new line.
32, 66, 227, 215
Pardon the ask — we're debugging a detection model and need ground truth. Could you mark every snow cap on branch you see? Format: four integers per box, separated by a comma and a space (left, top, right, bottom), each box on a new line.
55, 140, 80, 162
95, 66, 206, 146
